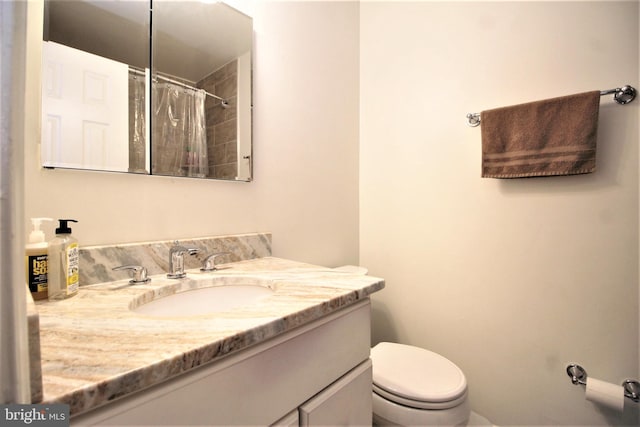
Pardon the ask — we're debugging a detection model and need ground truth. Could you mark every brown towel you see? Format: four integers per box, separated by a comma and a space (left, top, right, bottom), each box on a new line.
481, 90, 601, 178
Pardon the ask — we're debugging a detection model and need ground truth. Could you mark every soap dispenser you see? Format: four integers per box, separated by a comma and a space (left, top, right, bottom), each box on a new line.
26, 217, 53, 300
48, 219, 79, 301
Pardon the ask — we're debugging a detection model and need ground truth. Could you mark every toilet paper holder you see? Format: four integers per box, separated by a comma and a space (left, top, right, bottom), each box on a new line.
566, 364, 640, 402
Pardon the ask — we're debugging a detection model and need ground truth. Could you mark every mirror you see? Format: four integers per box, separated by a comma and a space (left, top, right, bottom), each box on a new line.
152, 1, 252, 180
42, 0, 150, 174
41, 0, 253, 181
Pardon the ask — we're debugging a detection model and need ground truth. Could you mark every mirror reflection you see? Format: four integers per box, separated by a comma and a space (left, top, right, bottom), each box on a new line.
152, 1, 252, 180
42, 0, 149, 173
41, 0, 253, 181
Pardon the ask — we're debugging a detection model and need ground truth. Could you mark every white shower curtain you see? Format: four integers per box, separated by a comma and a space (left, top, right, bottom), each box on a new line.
128, 71, 147, 173
152, 82, 209, 178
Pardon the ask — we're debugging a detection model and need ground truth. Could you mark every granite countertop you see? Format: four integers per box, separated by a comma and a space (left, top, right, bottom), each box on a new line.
35, 257, 385, 416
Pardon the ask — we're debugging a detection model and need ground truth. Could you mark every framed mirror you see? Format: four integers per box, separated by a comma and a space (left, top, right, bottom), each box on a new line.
152, 1, 252, 180
41, 0, 150, 174
41, 0, 253, 181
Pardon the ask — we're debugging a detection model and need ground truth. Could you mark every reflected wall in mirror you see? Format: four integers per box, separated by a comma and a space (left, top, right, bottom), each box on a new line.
40, 0, 253, 181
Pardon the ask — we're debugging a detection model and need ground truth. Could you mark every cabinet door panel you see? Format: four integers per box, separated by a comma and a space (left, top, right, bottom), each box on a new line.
299, 359, 373, 427
272, 409, 299, 427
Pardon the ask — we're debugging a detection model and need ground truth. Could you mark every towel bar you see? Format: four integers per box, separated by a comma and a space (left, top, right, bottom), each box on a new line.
466, 85, 636, 127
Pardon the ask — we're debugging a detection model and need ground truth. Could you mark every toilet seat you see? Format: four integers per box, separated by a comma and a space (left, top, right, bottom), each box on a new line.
371, 342, 468, 410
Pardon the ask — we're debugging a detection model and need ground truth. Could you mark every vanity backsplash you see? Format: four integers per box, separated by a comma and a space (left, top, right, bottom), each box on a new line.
79, 232, 272, 286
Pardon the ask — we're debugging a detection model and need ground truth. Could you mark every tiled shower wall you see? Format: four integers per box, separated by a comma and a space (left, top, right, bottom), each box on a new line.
126, 58, 239, 179
198, 59, 239, 180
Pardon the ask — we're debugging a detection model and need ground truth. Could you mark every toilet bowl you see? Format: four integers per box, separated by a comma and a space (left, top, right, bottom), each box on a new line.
370, 342, 472, 427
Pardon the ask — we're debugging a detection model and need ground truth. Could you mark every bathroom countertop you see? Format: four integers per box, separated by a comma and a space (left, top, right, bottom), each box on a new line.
34, 257, 385, 416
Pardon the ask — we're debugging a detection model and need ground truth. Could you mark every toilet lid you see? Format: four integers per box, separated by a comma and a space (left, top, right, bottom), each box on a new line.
371, 342, 467, 406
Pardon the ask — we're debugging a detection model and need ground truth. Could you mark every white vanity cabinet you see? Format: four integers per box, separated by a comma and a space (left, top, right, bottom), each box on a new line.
298, 359, 372, 426
71, 299, 373, 426
271, 360, 372, 427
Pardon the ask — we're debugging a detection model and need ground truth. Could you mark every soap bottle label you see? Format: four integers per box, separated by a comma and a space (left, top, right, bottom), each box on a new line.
66, 242, 79, 295
26, 253, 48, 293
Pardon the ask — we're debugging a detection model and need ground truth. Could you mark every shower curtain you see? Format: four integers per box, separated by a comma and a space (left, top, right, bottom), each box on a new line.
128, 71, 147, 173
152, 82, 209, 178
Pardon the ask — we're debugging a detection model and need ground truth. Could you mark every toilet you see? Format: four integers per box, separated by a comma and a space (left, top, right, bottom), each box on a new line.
370, 342, 473, 427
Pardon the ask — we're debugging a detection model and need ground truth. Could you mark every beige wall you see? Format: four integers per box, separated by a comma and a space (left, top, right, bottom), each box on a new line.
23, 1, 360, 268
360, 1, 639, 426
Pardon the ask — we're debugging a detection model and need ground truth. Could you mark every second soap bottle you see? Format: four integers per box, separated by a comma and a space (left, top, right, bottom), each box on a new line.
48, 219, 79, 301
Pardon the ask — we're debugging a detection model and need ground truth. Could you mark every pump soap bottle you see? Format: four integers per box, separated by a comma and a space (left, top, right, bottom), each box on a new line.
48, 219, 79, 301
26, 217, 53, 300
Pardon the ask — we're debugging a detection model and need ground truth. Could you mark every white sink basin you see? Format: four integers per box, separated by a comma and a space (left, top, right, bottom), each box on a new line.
132, 283, 274, 317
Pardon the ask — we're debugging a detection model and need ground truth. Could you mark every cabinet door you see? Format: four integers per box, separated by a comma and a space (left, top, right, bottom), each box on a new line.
272, 409, 299, 427
299, 359, 372, 426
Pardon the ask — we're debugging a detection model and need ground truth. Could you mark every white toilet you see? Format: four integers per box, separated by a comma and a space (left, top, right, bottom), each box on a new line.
370, 342, 474, 427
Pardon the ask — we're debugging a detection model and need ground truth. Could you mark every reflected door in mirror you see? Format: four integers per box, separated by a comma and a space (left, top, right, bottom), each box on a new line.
41, 42, 130, 171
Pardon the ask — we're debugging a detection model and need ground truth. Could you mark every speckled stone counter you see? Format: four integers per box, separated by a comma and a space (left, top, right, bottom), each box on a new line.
35, 256, 384, 417
79, 233, 272, 286
26, 290, 43, 403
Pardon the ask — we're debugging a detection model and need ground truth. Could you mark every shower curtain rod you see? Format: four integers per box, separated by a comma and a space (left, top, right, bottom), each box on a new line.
129, 67, 229, 106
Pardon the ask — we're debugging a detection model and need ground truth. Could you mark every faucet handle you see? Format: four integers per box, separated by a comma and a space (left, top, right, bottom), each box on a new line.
113, 265, 151, 284
200, 252, 230, 272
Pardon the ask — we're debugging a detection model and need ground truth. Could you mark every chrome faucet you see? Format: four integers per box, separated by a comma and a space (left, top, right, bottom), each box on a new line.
167, 241, 200, 279
112, 265, 151, 284
200, 252, 230, 272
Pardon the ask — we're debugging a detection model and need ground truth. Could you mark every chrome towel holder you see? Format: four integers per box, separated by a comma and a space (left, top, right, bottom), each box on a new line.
466, 85, 637, 127
566, 363, 640, 403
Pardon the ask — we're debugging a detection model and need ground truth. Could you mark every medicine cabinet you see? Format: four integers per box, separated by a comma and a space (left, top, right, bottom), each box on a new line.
41, 0, 253, 181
